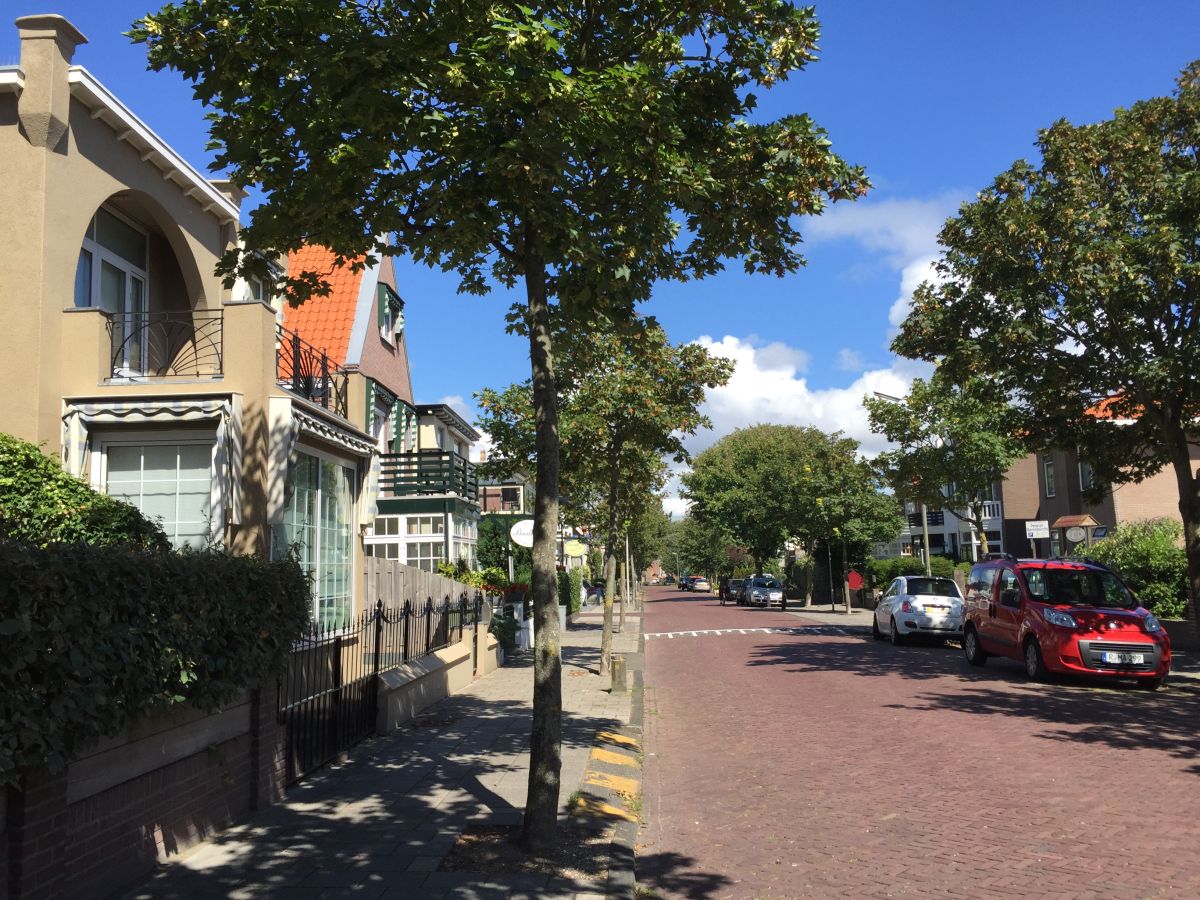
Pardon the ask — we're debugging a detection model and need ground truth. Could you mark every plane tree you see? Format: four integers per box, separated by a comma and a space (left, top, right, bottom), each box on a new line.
478, 320, 731, 673
894, 61, 1200, 631
135, 0, 865, 847
864, 372, 1025, 558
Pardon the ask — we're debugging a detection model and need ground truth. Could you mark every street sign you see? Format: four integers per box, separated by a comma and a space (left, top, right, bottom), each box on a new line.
1025, 520, 1050, 540
509, 519, 535, 548
563, 539, 587, 557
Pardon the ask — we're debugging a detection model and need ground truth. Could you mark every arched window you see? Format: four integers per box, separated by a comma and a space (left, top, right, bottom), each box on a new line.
75, 206, 149, 373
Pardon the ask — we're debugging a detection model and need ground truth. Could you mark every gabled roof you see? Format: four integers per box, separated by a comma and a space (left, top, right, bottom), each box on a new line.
284, 246, 366, 366
416, 403, 481, 441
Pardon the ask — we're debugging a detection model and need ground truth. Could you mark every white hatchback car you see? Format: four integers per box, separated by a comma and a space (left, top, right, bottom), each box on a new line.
872, 575, 964, 645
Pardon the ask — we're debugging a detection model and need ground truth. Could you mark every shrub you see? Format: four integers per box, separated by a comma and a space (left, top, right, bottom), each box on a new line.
0, 432, 168, 550
0, 542, 310, 787
567, 567, 583, 615
1088, 519, 1188, 618
867, 556, 925, 586
489, 613, 519, 652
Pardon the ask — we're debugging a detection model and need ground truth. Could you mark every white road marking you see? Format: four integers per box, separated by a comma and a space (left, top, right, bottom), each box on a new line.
645, 625, 855, 640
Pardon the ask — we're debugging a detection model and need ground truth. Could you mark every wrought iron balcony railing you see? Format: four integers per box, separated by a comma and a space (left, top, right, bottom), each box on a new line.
276, 323, 348, 418
381, 450, 478, 501
106, 310, 223, 378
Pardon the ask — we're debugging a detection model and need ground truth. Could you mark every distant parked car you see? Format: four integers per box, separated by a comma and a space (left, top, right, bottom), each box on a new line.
691, 577, 711, 593
679, 576, 694, 591
719, 576, 744, 605
664, 574, 676, 584
873, 575, 964, 645
739, 576, 784, 606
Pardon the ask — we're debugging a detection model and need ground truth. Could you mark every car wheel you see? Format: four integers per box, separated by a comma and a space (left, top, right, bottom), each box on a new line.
871, 614, 883, 641
1023, 638, 1048, 681
889, 617, 905, 646
963, 627, 987, 666
1138, 676, 1164, 691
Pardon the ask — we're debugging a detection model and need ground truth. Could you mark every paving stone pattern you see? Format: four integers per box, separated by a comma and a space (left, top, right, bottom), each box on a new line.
639, 587, 1200, 899
125, 612, 639, 900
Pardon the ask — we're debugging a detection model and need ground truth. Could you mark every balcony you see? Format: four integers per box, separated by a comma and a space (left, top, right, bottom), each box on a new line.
381, 450, 478, 501
105, 310, 223, 378
276, 323, 348, 418
982, 500, 1002, 521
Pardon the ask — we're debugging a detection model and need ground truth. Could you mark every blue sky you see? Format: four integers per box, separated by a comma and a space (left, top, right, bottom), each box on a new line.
7, 1, 1200, 509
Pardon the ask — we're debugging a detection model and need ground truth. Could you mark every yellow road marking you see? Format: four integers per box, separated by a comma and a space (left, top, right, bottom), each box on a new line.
592, 747, 637, 768
584, 771, 640, 794
570, 796, 636, 821
597, 730, 640, 750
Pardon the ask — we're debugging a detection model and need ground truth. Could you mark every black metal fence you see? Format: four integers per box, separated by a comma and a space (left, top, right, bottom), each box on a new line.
106, 309, 223, 377
276, 323, 349, 418
278, 593, 483, 783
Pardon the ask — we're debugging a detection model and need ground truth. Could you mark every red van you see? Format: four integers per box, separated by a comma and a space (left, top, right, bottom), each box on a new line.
962, 557, 1170, 689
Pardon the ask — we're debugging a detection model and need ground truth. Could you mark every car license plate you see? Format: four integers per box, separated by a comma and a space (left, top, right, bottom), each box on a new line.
1102, 651, 1144, 665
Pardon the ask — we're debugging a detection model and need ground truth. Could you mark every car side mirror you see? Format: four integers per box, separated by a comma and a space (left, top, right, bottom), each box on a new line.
1000, 589, 1020, 608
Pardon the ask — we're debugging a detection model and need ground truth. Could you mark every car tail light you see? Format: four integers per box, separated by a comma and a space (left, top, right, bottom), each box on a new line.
901, 600, 912, 612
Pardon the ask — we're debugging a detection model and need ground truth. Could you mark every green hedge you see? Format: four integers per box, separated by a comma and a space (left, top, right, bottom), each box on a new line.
567, 567, 583, 615
1089, 519, 1189, 618
0, 542, 310, 788
0, 433, 168, 550
867, 555, 955, 586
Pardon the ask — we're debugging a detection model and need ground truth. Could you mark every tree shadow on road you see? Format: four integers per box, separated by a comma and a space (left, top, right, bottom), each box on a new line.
746, 633, 1200, 775
747, 632, 975, 682
890, 679, 1200, 774
637, 849, 735, 899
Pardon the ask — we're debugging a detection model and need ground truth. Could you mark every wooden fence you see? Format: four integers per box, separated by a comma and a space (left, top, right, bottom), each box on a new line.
364, 556, 479, 607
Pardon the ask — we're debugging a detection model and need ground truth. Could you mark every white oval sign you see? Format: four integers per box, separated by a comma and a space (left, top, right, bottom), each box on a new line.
1065, 526, 1087, 543
509, 519, 535, 548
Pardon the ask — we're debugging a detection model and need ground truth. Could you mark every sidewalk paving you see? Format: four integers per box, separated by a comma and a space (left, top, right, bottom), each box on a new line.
126, 611, 642, 900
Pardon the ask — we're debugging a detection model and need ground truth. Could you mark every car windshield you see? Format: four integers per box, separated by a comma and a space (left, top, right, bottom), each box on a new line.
1021, 566, 1135, 609
752, 577, 781, 588
905, 578, 959, 597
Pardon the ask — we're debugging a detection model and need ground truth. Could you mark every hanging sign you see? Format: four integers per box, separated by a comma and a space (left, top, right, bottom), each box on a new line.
509, 519, 535, 548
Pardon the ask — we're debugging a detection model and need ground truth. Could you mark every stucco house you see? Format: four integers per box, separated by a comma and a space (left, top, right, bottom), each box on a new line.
0, 13, 477, 626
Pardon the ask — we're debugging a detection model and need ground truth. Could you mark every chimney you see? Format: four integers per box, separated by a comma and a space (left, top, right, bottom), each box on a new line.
211, 178, 248, 210
15, 14, 87, 149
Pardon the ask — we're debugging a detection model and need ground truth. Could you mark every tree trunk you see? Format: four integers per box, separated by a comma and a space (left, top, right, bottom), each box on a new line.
520, 235, 562, 853
619, 555, 627, 631
803, 544, 814, 607
601, 551, 616, 673
599, 442, 619, 677
972, 500, 990, 557
1167, 440, 1200, 644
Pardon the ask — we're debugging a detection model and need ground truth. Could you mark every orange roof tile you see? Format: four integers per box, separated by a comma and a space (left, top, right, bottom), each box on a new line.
283, 246, 365, 366
1086, 395, 1141, 420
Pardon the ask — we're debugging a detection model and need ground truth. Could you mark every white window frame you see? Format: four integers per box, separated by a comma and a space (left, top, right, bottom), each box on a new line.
272, 443, 358, 628
90, 428, 220, 547
1043, 457, 1057, 498
78, 206, 151, 375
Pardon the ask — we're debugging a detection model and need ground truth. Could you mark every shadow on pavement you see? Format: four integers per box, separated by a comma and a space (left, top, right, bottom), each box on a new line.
747, 632, 974, 682
125, 686, 622, 899
637, 850, 736, 899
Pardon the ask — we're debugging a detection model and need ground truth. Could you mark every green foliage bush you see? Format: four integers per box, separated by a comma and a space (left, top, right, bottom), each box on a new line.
489, 613, 519, 652
567, 567, 583, 615
0, 433, 169, 550
0, 542, 310, 787
1088, 519, 1188, 618
867, 555, 926, 586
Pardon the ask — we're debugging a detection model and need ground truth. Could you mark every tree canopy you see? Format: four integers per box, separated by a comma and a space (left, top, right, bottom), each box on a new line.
893, 61, 1200, 626
864, 372, 1025, 557
136, 0, 865, 847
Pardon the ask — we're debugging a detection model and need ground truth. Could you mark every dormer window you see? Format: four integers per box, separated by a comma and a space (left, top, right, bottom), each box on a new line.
378, 283, 404, 344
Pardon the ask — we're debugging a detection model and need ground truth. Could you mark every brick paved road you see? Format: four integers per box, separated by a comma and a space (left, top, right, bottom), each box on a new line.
638, 587, 1200, 899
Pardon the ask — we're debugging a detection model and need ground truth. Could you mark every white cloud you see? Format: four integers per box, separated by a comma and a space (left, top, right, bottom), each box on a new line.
836, 348, 867, 372
692, 335, 931, 459
660, 335, 932, 518
808, 193, 964, 337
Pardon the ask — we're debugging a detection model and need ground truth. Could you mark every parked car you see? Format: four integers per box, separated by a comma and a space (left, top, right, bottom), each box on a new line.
679, 576, 694, 591
872, 576, 964, 645
664, 574, 676, 584
739, 576, 784, 606
719, 577, 744, 605
961, 556, 1170, 689
691, 576, 711, 593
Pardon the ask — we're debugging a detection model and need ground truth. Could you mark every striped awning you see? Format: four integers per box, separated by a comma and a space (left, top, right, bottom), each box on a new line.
61, 394, 243, 527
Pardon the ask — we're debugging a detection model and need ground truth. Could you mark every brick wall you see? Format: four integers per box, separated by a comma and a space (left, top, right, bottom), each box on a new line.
3, 685, 285, 900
